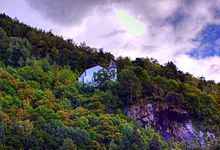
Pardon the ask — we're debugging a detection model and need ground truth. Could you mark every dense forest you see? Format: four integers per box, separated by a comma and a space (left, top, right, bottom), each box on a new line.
0, 13, 220, 149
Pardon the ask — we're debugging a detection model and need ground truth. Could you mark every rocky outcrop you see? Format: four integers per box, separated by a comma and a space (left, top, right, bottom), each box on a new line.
124, 103, 216, 147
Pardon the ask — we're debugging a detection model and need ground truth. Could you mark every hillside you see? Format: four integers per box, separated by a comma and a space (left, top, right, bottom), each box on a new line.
0, 14, 220, 149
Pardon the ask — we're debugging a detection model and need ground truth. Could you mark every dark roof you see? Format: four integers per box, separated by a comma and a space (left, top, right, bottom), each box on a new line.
109, 59, 117, 69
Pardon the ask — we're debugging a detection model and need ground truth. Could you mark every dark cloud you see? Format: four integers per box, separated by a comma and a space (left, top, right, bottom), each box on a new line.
25, 0, 102, 25
165, 11, 187, 27
24, 0, 192, 27
142, 45, 157, 52
101, 29, 126, 38
122, 43, 132, 49
25, 0, 127, 25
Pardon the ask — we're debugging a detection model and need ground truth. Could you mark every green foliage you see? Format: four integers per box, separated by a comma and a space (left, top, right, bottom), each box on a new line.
0, 62, 166, 149
95, 89, 121, 113
0, 13, 220, 149
118, 67, 142, 105
93, 68, 110, 86
6, 37, 30, 67
59, 138, 77, 150
0, 27, 10, 61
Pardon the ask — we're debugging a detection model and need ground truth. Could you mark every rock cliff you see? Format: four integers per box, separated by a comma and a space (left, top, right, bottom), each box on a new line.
124, 103, 216, 147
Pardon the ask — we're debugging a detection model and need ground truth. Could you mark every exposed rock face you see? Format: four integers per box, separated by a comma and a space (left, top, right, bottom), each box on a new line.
124, 103, 216, 147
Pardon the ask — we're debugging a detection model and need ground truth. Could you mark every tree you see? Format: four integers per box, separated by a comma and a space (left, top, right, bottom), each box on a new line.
116, 56, 132, 71
93, 68, 116, 87
162, 61, 178, 80
95, 89, 121, 113
118, 68, 142, 105
0, 27, 10, 61
6, 37, 30, 67
93, 69, 109, 87
59, 138, 77, 150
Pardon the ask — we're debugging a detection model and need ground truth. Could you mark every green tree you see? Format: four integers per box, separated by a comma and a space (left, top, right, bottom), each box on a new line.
93, 68, 116, 87
6, 37, 30, 67
0, 27, 10, 61
59, 138, 77, 150
118, 68, 142, 105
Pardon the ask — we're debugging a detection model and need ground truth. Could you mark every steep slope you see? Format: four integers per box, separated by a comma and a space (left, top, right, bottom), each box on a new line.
0, 14, 220, 149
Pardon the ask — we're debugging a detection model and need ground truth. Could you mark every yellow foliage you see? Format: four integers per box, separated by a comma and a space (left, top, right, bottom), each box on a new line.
88, 140, 101, 150
17, 88, 35, 105
58, 110, 74, 126
0, 111, 10, 122
70, 107, 90, 118
17, 120, 34, 135
0, 71, 16, 86
36, 90, 61, 110
92, 114, 122, 142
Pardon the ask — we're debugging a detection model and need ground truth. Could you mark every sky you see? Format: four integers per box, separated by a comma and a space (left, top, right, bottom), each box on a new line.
1, 0, 220, 82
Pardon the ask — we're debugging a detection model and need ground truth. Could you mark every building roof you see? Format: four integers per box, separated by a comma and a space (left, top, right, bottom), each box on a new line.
109, 59, 117, 69
79, 65, 104, 78
86, 65, 103, 72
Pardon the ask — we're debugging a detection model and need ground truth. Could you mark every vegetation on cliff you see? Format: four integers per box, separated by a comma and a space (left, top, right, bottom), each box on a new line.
0, 14, 220, 149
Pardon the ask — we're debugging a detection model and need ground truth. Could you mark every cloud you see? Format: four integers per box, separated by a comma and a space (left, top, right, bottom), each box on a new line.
0, 0, 55, 30
25, 0, 127, 25
175, 54, 220, 82
101, 29, 126, 38
25, 0, 99, 25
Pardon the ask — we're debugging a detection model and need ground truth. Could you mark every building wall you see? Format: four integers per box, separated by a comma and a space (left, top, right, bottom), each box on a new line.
78, 65, 103, 85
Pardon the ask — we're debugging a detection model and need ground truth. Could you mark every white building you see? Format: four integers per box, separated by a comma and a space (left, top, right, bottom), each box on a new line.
78, 60, 117, 86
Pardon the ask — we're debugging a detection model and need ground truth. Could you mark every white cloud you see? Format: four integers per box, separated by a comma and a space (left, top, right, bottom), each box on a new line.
175, 54, 220, 82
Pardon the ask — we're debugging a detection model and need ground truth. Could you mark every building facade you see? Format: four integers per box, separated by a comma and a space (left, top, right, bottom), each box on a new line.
78, 59, 117, 86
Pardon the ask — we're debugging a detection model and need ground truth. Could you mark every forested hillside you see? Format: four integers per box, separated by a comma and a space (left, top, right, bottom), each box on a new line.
0, 13, 220, 149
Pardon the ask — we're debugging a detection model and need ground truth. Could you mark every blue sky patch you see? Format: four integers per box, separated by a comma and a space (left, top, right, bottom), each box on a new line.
188, 24, 220, 58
